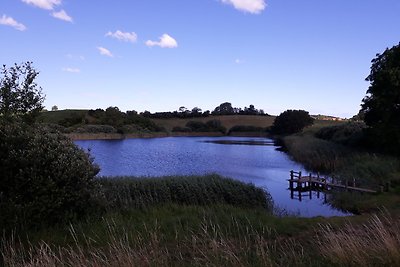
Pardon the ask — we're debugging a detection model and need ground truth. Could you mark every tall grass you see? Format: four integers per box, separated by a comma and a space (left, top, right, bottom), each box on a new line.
3, 211, 400, 266
318, 212, 400, 266
1, 216, 309, 267
283, 135, 400, 188
98, 174, 273, 212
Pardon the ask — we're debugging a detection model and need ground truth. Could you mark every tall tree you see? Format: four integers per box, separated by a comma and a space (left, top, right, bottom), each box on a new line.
272, 110, 314, 135
361, 42, 400, 153
0, 62, 44, 123
212, 102, 234, 115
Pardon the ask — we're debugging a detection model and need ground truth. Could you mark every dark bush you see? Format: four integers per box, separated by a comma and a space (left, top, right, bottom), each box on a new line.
172, 126, 192, 132
73, 124, 117, 133
185, 120, 226, 133
315, 122, 367, 146
0, 123, 100, 230
271, 110, 314, 135
228, 125, 266, 134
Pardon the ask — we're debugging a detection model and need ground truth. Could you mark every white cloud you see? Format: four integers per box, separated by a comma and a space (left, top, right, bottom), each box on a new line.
221, 0, 266, 14
62, 67, 80, 73
0, 15, 27, 31
145, 34, 178, 48
235, 59, 244, 64
106, 30, 137, 43
66, 54, 85, 61
97, 46, 113, 57
22, 0, 61, 10
51, 9, 73, 22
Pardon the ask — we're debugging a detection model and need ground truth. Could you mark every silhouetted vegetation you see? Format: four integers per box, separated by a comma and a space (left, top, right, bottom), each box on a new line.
271, 110, 314, 134
172, 119, 226, 133
315, 121, 366, 146
142, 102, 269, 119
361, 42, 400, 154
228, 125, 267, 134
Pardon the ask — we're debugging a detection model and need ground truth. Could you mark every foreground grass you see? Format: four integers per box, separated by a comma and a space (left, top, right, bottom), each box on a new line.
2, 206, 400, 266
2, 175, 400, 266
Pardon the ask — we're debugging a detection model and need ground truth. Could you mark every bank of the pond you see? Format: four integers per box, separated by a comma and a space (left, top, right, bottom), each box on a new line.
280, 131, 400, 214
67, 131, 268, 140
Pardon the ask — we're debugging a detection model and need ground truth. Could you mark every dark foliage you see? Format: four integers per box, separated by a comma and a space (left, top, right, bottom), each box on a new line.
315, 122, 367, 146
0, 123, 100, 230
183, 120, 226, 133
361, 43, 400, 154
228, 125, 266, 134
271, 110, 314, 134
85, 108, 164, 132
172, 126, 192, 132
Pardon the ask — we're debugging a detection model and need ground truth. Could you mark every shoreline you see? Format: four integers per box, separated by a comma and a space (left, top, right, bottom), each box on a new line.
67, 131, 268, 140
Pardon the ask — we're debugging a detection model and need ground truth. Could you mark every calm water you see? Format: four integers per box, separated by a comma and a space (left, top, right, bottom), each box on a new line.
75, 136, 348, 217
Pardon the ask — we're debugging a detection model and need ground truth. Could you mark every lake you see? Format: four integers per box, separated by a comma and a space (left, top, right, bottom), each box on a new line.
75, 136, 349, 217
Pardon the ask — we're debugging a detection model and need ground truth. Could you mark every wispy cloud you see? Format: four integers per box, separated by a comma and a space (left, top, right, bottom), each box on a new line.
145, 34, 178, 48
62, 67, 80, 73
235, 59, 244, 64
51, 9, 73, 22
106, 30, 137, 43
0, 15, 27, 31
66, 54, 85, 61
97, 46, 113, 57
221, 0, 266, 14
22, 0, 61, 10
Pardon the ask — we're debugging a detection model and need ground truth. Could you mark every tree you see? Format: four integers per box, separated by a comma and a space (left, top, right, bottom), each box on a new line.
212, 102, 234, 115
51, 105, 58, 111
271, 110, 314, 134
0, 62, 44, 123
361, 43, 400, 153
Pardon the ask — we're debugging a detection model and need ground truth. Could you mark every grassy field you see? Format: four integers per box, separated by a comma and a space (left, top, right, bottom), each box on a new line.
152, 115, 276, 132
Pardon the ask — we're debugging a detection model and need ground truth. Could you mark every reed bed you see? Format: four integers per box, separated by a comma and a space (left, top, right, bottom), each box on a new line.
283, 135, 400, 188
98, 174, 273, 212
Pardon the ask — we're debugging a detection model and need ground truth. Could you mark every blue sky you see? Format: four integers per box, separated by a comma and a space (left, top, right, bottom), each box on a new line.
1, 0, 399, 117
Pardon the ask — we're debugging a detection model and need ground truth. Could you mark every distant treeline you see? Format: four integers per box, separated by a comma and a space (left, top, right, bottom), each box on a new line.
141, 102, 269, 119
39, 107, 164, 133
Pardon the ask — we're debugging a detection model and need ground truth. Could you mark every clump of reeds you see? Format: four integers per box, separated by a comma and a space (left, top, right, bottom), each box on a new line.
283, 135, 400, 189
318, 212, 400, 266
98, 174, 273, 212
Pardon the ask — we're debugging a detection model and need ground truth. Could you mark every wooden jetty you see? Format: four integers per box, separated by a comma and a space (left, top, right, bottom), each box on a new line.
288, 170, 377, 194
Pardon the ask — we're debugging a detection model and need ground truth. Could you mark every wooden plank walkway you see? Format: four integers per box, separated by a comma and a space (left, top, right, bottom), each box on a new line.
288, 170, 377, 193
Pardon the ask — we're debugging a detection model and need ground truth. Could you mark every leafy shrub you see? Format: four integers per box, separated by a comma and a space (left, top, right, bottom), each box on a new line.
228, 125, 266, 134
185, 120, 226, 133
172, 126, 192, 132
0, 123, 100, 230
73, 124, 117, 133
315, 122, 366, 146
